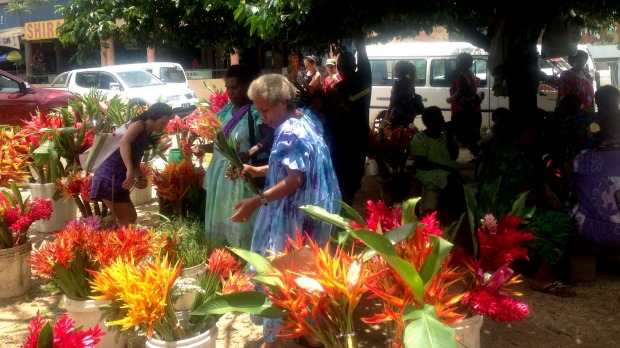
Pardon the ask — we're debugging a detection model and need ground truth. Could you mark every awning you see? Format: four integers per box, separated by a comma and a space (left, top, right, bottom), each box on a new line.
0, 27, 23, 49
586, 44, 620, 60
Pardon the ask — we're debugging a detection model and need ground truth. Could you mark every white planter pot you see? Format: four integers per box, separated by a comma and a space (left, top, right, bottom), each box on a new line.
145, 324, 218, 348
0, 241, 32, 299
130, 182, 154, 206
30, 183, 77, 233
451, 314, 483, 348
63, 297, 127, 348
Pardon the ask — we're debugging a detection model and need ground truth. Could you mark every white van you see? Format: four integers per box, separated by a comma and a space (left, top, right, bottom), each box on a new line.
111, 62, 192, 91
367, 42, 564, 129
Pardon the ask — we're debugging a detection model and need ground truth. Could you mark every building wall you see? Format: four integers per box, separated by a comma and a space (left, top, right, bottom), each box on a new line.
0, 0, 67, 29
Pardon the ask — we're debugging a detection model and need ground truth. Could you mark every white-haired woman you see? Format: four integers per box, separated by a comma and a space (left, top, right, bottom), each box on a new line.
230, 73, 341, 348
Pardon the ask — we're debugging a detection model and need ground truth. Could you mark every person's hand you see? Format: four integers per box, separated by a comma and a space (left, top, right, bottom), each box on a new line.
239, 151, 251, 164
122, 169, 135, 190
230, 196, 261, 223
446, 97, 452, 104
134, 176, 148, 189
242, 164, 261, 178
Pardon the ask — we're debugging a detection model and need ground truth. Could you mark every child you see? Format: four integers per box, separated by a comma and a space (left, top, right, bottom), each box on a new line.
410, 106, 460, 215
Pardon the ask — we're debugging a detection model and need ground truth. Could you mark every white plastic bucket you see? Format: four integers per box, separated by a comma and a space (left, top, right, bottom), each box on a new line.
451, 314, 483, 348
130, 182, 154, 205
63, 297, 127, 348
146, 324, 218, 348
30, 183, 77, 233
0, 242, 32, 299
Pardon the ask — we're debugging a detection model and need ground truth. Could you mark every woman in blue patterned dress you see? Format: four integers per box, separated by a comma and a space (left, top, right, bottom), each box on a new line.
91, 103, 172, 226
230, 74, 341, 348
202, 65, 269, 248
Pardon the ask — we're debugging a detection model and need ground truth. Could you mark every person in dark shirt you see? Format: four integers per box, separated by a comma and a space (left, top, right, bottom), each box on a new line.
323, 34, 372, 205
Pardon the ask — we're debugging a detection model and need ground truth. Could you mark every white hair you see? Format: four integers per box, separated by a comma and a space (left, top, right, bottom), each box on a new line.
247, 74, 297, 110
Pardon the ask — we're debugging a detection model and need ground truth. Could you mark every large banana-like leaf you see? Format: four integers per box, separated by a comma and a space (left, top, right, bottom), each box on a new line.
402, 304, 457, 348
192, 291, 287, 318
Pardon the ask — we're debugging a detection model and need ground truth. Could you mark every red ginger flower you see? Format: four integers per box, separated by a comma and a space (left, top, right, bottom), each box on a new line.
21, 311, 105, 348
462, 288, 529, 321
477, 214, 535, 271
349, 200, 402, 233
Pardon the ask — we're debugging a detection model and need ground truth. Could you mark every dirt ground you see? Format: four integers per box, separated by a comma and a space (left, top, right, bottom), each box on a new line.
2, 162, 620, 347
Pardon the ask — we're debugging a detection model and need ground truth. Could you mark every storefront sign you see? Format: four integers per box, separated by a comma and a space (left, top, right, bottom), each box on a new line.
25, 20, 65, 41
0, 35, 19, 49
185, 70, 213, 79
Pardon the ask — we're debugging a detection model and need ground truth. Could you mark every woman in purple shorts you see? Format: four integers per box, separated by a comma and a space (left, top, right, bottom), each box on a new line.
90, 103, 173, 225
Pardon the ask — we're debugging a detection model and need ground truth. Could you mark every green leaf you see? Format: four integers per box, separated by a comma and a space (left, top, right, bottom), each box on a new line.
444, 213, 465, 243
349, 229, 424, 303
336, 200, 365, 226
228, 247, 274, 275
462, 185, 478, 257
361, 223, 416, 262
419, 235, 453, 285
401, 197, 421, 224
38, 322, 54, 348
192, 291, 288, 318
402, 304, 457, 348
300, 205, 350, 230
509, 190, 531, 217
10, 182, 23, 209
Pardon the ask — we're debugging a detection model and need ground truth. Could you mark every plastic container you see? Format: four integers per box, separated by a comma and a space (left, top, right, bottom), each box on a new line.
30, 183, 77, 233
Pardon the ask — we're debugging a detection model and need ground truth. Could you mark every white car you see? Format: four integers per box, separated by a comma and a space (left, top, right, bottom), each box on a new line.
49, 65, 199, 116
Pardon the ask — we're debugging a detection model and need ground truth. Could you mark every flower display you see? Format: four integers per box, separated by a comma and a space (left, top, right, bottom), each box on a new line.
28, 224, 157, 299
21, 311, 105, 348
0, 127, 31, 187
56, 170, 110, 218
300, 197, 533, 348
367, 123, 417, 177
0, 184, 52, 249
204, 83, 229, 113
152, 159, 205, 216
90, 255, 182, 340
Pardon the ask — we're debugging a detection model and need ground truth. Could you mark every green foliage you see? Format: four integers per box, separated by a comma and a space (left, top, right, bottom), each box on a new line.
402, 304, 456, 348
155, 217, 211, 268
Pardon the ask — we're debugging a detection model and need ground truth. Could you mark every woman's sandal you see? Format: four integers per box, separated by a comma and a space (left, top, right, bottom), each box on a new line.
529, 280, 577, 298
294, 335, 325, 348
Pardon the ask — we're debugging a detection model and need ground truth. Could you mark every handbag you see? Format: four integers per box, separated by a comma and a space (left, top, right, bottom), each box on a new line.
457, 73, 483, 112
79, 123, 129, 173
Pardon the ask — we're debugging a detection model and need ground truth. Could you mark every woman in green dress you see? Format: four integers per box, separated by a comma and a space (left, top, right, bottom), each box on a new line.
203, 65, 268, 248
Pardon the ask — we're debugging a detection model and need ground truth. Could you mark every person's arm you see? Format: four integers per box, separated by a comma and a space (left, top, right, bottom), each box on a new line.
230, 168, 304, 223
446, 73, 464, 104
354, 34, 371, 85
444, 125, 460, 159
309, 71, 322, 88
118, 121, 145, 190
386, 85, 396, 119
414, 155, 457, 172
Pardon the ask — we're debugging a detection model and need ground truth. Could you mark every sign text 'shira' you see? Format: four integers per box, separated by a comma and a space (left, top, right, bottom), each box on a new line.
25, 20, 65, 41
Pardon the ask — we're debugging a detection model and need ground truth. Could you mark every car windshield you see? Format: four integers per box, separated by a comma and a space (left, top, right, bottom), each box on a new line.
116, 70, 165, 88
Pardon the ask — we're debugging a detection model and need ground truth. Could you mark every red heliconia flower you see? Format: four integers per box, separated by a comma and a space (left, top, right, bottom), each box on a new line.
207, 248, 239, 278
419, 211, 442, 239
165, 116, 186, 133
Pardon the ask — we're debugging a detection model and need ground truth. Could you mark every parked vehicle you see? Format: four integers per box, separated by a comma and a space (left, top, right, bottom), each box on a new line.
111, 62, 192, 91
49, 65, 198, 116
0, 69, 75, 126
367, 42, 566, 129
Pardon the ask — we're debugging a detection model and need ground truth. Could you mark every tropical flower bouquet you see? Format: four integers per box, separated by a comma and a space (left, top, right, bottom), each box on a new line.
0, 127, 31, 187
229, 232, 373, 347
203, 82, 229, 113
56, 170, 111, 219
297, 197, 532, 348
28, 223, 157, 300
89, 248, 258, 342
21, 311, 105, 348
186, 104, 262, 194
152, 159, 206, 218
367, 122, 417, 178
0, 183, 52, 249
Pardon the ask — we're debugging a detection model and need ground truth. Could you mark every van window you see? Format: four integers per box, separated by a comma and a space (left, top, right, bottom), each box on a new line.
370, 59, 427, 86
430, 58, 487, 88
159, 67, 186, 84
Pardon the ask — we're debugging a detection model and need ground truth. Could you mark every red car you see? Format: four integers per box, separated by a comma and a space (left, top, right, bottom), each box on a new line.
0, 69, 75, 126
